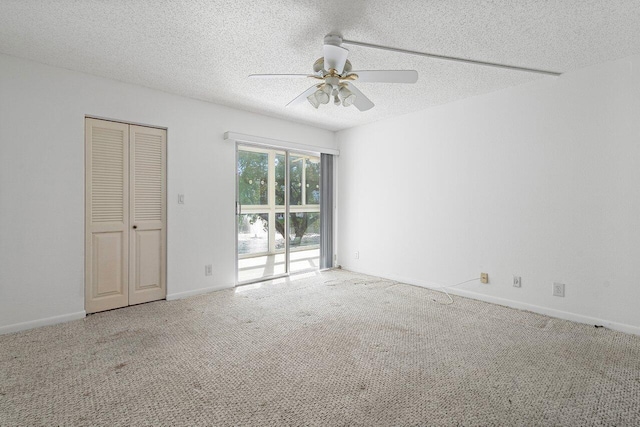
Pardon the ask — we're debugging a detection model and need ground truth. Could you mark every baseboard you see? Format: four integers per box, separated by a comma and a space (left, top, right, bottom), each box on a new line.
0, 311, 86, 336
434, 285, 639, 336
166, 284, 232, 301
343, 267, 640, 337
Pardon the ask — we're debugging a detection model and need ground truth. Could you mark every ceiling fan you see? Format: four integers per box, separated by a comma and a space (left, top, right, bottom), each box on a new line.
249, 34, 562, 112
249, 34, 418, 112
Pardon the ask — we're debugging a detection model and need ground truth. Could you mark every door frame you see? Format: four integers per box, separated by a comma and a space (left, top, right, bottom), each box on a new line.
235, 141, 321, 286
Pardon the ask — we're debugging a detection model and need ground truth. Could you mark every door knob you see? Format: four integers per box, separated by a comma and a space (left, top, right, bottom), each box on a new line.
132, 225, 137, 229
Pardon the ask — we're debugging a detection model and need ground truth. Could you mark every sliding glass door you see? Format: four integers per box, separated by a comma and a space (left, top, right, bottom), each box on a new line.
236, 144, 321, 284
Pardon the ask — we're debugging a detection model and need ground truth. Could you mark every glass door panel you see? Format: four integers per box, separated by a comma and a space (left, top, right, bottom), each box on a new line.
288, 152, 321, 274
237, 145, 288, 283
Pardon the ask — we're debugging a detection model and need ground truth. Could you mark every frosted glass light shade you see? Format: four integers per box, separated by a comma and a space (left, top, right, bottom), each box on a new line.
307, 93, 320, 108
339, 87, 356, 107
316, 90, 330, 104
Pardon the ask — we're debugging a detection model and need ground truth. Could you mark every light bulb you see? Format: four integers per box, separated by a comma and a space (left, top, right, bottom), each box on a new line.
339, 87, 356, 107
334, 95, 340, 106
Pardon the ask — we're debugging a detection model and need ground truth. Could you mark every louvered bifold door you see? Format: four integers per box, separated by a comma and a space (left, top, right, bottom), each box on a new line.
128, 125, 167, 305
85, 119, 130, 313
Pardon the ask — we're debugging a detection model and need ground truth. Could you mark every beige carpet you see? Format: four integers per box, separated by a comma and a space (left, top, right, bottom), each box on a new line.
1, 269, 639, 426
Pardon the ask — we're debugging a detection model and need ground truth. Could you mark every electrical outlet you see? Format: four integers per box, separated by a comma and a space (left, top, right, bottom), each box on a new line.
553, 282, 565, 297
205, 264, 213, 276
354, 251, 359, 259
480, 273, 489, 284
513, 276, 522, 287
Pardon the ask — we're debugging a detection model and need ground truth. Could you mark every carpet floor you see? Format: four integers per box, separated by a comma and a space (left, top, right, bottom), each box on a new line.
1, 269, 639, 426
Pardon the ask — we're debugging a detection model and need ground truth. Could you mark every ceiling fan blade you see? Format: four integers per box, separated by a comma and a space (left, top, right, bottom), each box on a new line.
342, 39, 562, 76
345, 83, 374, 111
323, 44, 349, 74
349, 70, 418, 84
249, 74, 314, 79
285, 85, 320, 107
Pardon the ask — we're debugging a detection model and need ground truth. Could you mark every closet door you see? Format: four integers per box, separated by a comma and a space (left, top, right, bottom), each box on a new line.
85, 119, 130, 313
128, 125, 166, 305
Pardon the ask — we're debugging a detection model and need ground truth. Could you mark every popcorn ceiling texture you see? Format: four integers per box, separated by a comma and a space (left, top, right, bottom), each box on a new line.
0, 0, 639, 131
1, 269, 639, 426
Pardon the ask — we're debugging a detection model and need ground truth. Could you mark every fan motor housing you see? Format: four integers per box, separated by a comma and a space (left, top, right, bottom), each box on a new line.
314, 58, 352, 74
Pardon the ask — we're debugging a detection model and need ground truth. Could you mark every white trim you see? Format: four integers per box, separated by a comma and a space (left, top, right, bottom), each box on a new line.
224, 132, 339, 156
85, 115, 167, 130
0, 311, 86, 335
345, 268, 640, 337
240, 206, 320, 213
166, 284, 232, 301
238, 244, 320, 259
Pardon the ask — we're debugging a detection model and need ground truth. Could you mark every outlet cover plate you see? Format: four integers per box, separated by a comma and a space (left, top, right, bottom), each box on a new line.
205, 264, 213, 276
513, 276, 522, 287
480, 273, 489, 284
553, 282, 565, 297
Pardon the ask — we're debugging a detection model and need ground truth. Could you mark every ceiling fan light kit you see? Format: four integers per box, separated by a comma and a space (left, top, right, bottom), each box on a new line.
249, 34, 561, 112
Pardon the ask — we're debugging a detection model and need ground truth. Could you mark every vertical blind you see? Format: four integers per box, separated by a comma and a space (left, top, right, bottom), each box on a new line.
320, 153, 334, 269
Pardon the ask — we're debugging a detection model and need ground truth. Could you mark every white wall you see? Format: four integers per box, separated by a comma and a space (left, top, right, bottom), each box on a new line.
0, 53, 334, 333
337, 55, 640, 335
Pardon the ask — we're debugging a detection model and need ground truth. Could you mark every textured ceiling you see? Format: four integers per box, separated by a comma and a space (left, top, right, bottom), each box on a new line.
1, 0, 640, 131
